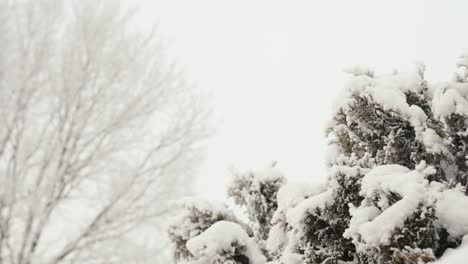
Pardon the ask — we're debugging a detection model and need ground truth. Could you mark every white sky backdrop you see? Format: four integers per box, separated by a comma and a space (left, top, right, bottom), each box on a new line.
133, 0, 468, 200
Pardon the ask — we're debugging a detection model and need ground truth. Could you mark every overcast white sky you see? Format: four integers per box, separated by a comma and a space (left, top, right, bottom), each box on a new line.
134, 0, 468, 200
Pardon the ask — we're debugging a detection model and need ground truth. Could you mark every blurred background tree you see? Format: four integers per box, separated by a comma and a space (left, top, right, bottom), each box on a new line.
0, 0, 210, 263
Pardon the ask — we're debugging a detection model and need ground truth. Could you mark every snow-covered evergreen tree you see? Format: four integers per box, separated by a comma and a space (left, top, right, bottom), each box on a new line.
228, 166, 286, 250
330, 64, 447, 178
318, 65, 450, 263
169, 56, 468, 264
433, 52, 468, 193
168, 199, 249, 261
277, 64, 450, 263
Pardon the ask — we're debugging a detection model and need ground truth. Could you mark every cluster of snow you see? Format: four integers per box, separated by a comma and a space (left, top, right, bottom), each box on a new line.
344, 164, 434, 248
275, 182, 325, 213
285, 188, 333, 231
186, 221, 267, 264
419, 127, 447, 154
344, 162, 468, 252
265, 223, 287, 254
432, 82, 468, 119
432, 51, 468, 119
435, 187, 468, 237
337, 70, 425, 122
328, 164, 365, 182
266, 181, 326, 257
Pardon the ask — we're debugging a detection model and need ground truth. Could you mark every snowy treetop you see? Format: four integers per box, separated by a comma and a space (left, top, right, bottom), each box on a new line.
170, 56, 468, 264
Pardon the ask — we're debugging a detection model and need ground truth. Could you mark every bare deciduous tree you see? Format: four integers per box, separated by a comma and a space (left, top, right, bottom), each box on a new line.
0, 0, 209, 263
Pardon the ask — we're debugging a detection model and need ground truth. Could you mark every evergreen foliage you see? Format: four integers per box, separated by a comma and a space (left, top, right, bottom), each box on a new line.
169, 57, 468, 264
